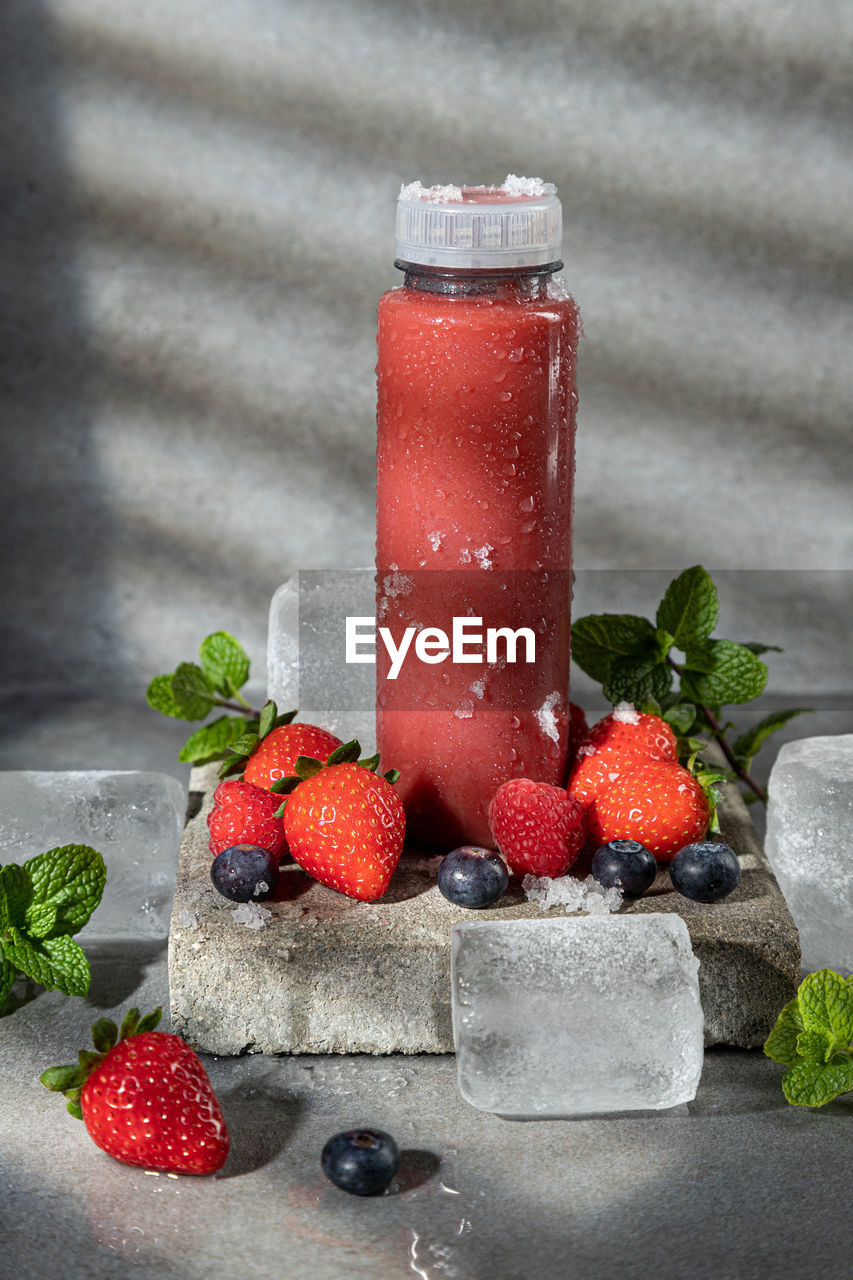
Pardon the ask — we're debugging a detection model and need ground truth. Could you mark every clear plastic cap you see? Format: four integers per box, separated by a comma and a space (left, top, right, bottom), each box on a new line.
395, 176, 562, 270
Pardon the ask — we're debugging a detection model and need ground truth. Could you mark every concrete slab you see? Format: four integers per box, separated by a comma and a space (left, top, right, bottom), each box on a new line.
169, 747, 800, 1055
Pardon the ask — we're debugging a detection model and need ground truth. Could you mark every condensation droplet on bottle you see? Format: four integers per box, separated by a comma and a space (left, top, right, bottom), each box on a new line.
509, 715, 521, 729
508, 347, 524, 362
497, 391, 512, 403
494, 346, 508, 359
503, 463, 517, 477
519, 496, 535, 513
504, 444, 519, 460
521, 520, 537, 533
493, 370, 507, 384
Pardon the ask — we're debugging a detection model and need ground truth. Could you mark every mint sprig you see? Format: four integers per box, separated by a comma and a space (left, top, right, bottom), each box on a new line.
764, 970, 853, 1107
571, 566, 812, 804
0, 845, 106, 1008
146, 631, 298, 770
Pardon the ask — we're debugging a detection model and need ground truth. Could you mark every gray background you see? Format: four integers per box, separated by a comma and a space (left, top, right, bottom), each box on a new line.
1, 6, 852, 1278
2, 0, 851, 736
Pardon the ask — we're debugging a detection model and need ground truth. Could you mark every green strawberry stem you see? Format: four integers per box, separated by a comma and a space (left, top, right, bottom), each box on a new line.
41, 1006, 163, 1119
667, 657, 768, 805
215, 697, 262, 717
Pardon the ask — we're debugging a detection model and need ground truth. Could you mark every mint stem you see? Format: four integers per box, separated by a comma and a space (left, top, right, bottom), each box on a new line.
667, 658, 768, 805
213, 698, 262, 717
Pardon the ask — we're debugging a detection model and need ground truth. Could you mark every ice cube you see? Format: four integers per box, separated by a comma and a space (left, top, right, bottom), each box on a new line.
0, 771, 186, 943
451, 914, 703, 1116
765, 735, 853, 976
267, 571, 376, 751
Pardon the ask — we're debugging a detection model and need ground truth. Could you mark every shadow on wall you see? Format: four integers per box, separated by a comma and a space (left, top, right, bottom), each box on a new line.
0, 2, 115, 699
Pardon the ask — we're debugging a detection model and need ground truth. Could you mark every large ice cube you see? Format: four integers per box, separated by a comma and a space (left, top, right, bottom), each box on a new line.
267, 571, 376, 751
451, 914, 703, 1116
765, 735, 853, 976
0, 772, 186, 943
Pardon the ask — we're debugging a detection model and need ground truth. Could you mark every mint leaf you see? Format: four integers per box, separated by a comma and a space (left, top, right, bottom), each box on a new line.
764, 996, 804, 1067
680, 640, 768, 705
178, 716, 250, 765
25, 901, 58, 939
782, 1058, 853, 1108
662, 703, 696, 735
797, 1028, 835, 1063
732, 708, 813, 764
0, 955, 16, 1008
170, 663, 216, 720
740, 642, 784, 655
199, 631, 250, 697
0, 863, 33, 929
146, 673, 187, 719
570, 614, 657, 684
41, 935, 90, 996
799, 969, 853, 1046
656, 566, 718, 649
24, 845, 106, 938
602, 654, 672, 705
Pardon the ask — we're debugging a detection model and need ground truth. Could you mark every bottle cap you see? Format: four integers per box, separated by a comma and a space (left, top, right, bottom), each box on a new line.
395, 176, 562, 270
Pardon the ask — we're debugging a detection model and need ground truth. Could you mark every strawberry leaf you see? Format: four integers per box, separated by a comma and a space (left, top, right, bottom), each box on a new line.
225, 732, 261, 758
325, 740, 362, 766
218, 756, 247, 780
199, 631, 250, 697
274, 709, 298, 728
137, 1007, 163, 1034
655, 565, 718, 649
269, 774, 301, 795
92, 1017, 119, 1053
383, 769, 401, 785
294, 756, 325, 780
258, 700, 278, 740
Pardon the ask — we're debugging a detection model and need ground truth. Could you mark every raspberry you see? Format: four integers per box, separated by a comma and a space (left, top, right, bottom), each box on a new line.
207, 779, 287, 859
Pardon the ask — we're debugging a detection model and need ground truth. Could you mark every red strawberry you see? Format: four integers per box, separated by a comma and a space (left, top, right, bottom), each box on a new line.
567, 744, 652, 809
243, 723, 343, 790
567, 701, 590, 762
583, 702, 678, 762
41, 1008, 229, 1175
208, 778, 287, 859
282, 763, 405, 901
489, 778, 585, 879
587, 759, 710, 862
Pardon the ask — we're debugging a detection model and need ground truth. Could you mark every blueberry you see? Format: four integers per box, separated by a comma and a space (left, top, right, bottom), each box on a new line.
321, 1128, 400, 1196
669, 840, 740, 903
591, 839, 657, 896
210, 844, 278, 902
437, 846, 509, 909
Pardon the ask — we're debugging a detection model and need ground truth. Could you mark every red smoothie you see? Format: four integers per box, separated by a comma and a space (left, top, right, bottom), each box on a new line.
376, 182, 580, 849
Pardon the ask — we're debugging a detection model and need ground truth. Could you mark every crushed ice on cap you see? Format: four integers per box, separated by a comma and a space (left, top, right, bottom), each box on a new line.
400, 180, 464, 202
535, 691, 562, 744
523, 873, 623, 915
612, 701, 640, 724
501, 174, 556, 197
232, 901, 272, 929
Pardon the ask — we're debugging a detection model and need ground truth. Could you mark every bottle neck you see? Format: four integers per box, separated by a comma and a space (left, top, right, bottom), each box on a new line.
395, 260, 563, 299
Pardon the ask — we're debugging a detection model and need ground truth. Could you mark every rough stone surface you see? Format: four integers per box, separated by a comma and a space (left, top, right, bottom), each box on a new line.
169, 747, 800, 1054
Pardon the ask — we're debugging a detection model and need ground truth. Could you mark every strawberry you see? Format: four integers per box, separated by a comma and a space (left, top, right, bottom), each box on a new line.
243, 722, 343, 790
489, 778, 585, 879
583, 702, 678, 762
567, 744, 653, 809
41, 1007, 229, 1175
281, 760, 406, 901
207, 778, 287, 859
567, 701, 590, 762
587, 759, 714, 862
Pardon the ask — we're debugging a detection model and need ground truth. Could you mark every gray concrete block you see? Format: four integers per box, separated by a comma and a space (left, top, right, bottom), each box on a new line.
169, 750, 799, 1055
